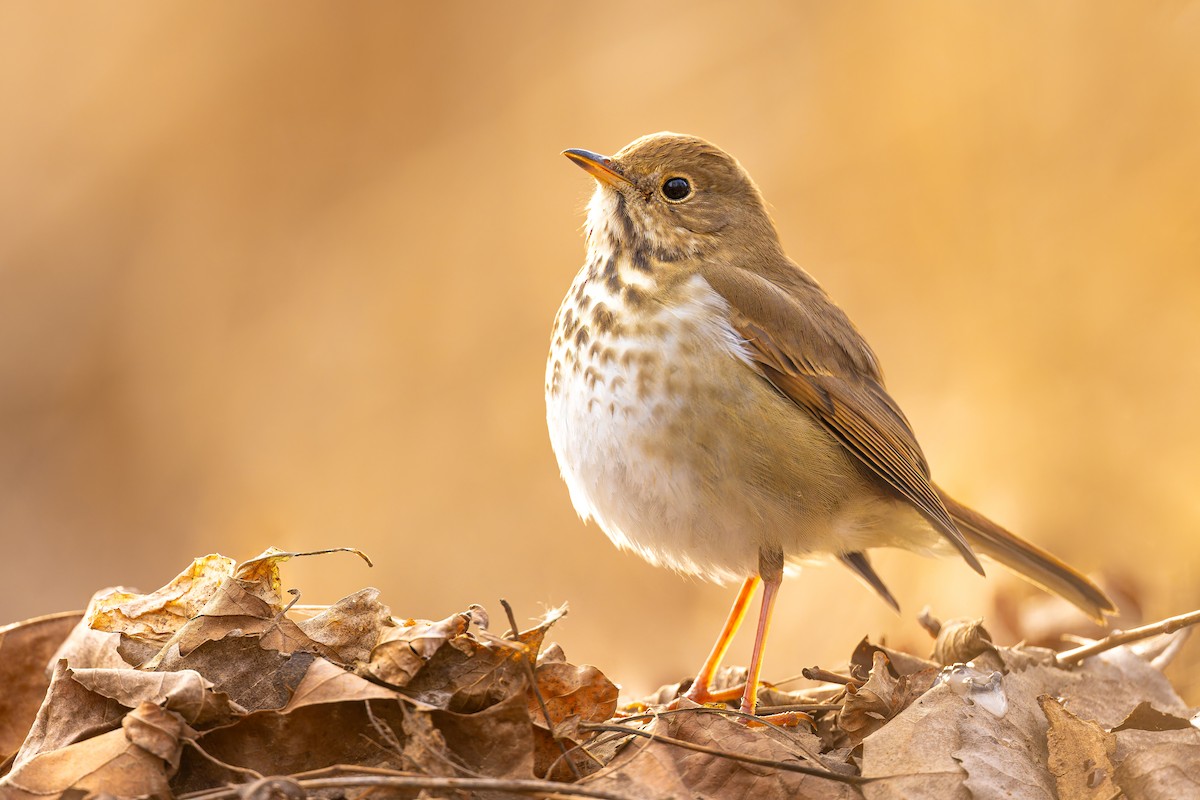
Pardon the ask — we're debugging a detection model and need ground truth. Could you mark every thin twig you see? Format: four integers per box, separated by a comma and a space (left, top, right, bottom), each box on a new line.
610, 704, 817, 730
182, 739, 264, 782
237, 546, 374, 572
1056, 607, 1200, 667
596, 705, 827, 770
755, 702, 845, 715
581, 722, 869, 785
179, 773, 638, 800
363, 700, 403, 754
500, 597, 584, 780
801, 666, 860, 686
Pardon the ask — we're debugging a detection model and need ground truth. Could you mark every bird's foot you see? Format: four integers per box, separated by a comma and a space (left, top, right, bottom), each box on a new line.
682, 680, 748, 706
738, 708, 814, 729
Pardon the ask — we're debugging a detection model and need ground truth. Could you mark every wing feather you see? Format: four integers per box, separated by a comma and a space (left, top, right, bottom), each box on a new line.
703, 263, 984, 574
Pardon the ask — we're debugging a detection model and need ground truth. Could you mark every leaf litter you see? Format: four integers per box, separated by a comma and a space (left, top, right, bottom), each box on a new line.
0, 549, 1197, 798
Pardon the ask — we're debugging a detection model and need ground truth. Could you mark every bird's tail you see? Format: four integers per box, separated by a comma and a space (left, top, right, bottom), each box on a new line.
936, 487, 1116, 623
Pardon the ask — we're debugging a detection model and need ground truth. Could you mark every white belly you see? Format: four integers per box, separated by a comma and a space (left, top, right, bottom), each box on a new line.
546, 271, 767, 582
545, 265, 944, 584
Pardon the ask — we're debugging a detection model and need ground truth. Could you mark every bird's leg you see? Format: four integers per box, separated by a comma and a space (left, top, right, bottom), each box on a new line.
682, 575, 760, 704
740, 548, 784, 715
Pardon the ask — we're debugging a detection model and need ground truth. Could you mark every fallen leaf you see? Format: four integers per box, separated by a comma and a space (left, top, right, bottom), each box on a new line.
578, 737, 693, 800
400, 704, 456, 777
1114, 740, 1200, 799
368, 610, 471, 688
430, 690, 537, 782
230, 547, 290, 607
528, 660, 620, 778
70, 666, 237, 728
860, 640, 1198, 800
233, 546, 371, 608
283, 657, 410, 711
1018, 647, 1192, 729
140, 577, 339, 669
115, 632, 162, 668
172, 700, 407, 792
297, 587, 393, 666
589, 706, 862, 800
153, 633, 314, 712
956, 709, 1056, 800
1040, 694, 1118, 800
860, 682, 970, 800
11, 661, 130, 771
839, 651, 937, 745
1111, 701, 1195, 733
948, 662, 1060, 800
86, 555, 235, 641
394, 609, 558, 713
49, 609, 130, 671
930, 618, 999, 666
851, 636, 938, 678
122, 702, 191, 771
538, 642, 567, 663
1, 704, 184, 796
530, 660, 618, 732
0, 612, 82, 761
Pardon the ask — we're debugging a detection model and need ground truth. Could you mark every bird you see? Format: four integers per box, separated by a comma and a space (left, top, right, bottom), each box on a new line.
544, 131, 1114, 715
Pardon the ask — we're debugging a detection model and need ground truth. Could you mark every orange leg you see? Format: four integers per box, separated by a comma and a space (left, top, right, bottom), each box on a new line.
684, 575, 760, 704
739, 572, 782, 715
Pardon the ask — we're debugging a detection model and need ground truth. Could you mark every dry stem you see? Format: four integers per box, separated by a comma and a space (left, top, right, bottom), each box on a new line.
1055, 607, 1200, 667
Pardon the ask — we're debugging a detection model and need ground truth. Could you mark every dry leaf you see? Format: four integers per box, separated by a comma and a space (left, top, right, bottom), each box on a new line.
400, 704, 456, 777
952, 661, 1093, 800
530, 660, 618, 732
527, 661, 618, 778
283, 657, 412, 712
393, 609, 559, 713
1041, 694, 1119, 800
539, 642, 567, 663
153, 633, 315, 712
10, 548, 1200, 800
50, 610, 131, 672
955, 702, 1056, 800
139, 576, 339, 669
368, 610, 471, 687
589, 705, 862, 800
297, 587, 393, 666
578, 737, 695, 800
839, 651, 937, 745
430, 690, 537, 782
1, 703, 186, 796
0, 612, 82, 761
1114, 740, 1200, 799
1111, 701, 1195, 733
173, 699, 408, 792
86, 555, 235, 641
70, 666, 237, 728
122, 702, 191, 771
1024, 648, 1191, 729
11, 661, 130, 771
931, 618, 999, 666
233, 546, 371, 608
860, 680, 970, 800
1, 726, 172, 797
851, 636, 938, 678
859, 640, 1200, 800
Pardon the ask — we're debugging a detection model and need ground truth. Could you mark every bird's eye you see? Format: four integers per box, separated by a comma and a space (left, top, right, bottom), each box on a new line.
661, 177, 692, 201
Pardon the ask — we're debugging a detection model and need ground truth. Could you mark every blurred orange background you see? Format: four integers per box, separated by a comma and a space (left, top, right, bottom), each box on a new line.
2, 3, 1198, 699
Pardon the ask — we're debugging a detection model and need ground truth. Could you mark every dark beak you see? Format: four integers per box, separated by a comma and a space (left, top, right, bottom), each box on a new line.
562, 148, 632, 189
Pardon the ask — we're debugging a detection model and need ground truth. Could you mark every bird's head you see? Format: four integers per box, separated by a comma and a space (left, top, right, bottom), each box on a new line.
564, 132, 782, 263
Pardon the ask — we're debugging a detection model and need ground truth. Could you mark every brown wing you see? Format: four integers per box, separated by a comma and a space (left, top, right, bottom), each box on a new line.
702, 263, 984, 575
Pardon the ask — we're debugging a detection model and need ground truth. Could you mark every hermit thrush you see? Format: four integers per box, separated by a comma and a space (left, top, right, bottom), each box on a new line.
545, 132, 1114, 715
